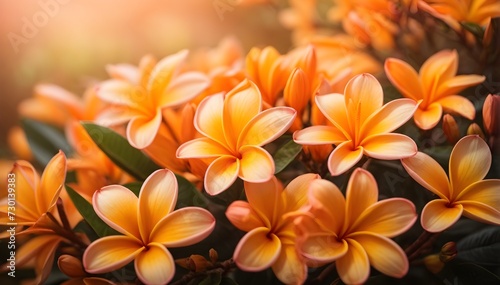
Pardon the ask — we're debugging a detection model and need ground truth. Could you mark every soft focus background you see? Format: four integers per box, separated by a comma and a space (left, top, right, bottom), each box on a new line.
0, 0, 291, 156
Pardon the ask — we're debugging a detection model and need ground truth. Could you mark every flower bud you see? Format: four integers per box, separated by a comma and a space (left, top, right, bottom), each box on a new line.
439, 241, 457, 263
209, 248, 218, 263
58, 255, 86, 278
466, 123, 486, 140
423, 254, 445, 274
483, 94, 500, 136
442, 114, 460, 144
175, 255, 210, 272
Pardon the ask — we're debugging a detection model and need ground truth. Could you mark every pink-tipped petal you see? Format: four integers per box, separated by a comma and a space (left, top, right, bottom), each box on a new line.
300, 233, 348, 262
438, 95, 475, 120
176, 137, 231, 159
83, 236, 144, 274
226, 201, 266, 231
414, 103, 443, 130
361, 134, 417, 159
437, 75, 485, 98
244, 176, 282, 228
11, 161, 41, 220
238, 145, 275, 183
194, 93, 227, 146
361, 98, 417, 137
95, 107, 135, 127
308, 179, 345, 234
293, 125, 347, 145
148, 50, 188, 94
234, 227, 281, 271
345, 168, 378, 226
344, 74, 384, 125
150, 207, 215, 247
461, 201, 500, 225
384, 58, 423, 101
315, 93, 352, 138
126, 111, 162, 149
160, 71, 209, 108
421, 199, 463, 232
457, 180, 500, 208
38, 150, 67, 214
283, 173, 321, 212
336, 238, 370, 285
204, 156, 240, 196
96, 80, 138, 106
328, 141, 363, 176
420, 50, 458, 99
272, 244, 307, 285
135, 243, 175, 285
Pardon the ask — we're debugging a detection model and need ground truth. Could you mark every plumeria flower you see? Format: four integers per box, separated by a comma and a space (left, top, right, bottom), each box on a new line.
226, 174, 319, 284
296, 168, 417, 284
176, 79, 296, 195
294, 73, 418, 176
402, 135, 500, 232
83, 169, 215, 284
385, 49, 485, 130
96, 50, 210, 149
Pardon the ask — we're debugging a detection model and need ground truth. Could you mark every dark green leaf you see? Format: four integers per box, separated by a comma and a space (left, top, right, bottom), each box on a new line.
452, 262, 500, 285
461, 22, 484, 39
199, 272, 222, 285
22, 118, 73, 166
457, 227, 500, 265
273, 139, 302, 174
81, 122, 160, 180
66, 185, 120, 237
123, 181, 143, 197
176, 174, 209, 209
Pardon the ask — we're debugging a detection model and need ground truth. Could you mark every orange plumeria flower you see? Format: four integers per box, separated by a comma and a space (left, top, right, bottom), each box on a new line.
226, 174, 319, 284
385, 49, 485, 130
296, 168, 417, 284
402, 135, 500, 232
176, 79, 297, 195
294, 73, 418, 176
83, 169, 215, 284
96, 50, 210, 149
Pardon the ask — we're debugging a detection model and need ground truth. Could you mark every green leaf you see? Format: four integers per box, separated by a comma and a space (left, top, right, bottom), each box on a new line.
123, 181, 143, 197
199, 272, 222, 285
66, 185, 120, 237
452, 262, 500, 285
457, 227, 500, 265
461, 22, 484, 39
273, 138, 302, 174
22, 118, 73, 166
175, 174, 208, 209
81, 122, 160, 180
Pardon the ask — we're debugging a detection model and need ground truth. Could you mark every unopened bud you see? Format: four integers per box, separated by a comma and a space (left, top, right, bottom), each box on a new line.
483, 94, 500, 136
423, 254, 445, 274
439, 242, 457, 263
209, 248, 218, 263
443, 114, 460, 144
58, 255, 86, 278
176, 255, 211, 272
466, 123, 486, 140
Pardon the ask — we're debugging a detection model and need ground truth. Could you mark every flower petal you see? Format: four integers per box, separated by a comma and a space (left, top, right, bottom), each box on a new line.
239, 145, 275, 183
420, 50, 458, 102
176, 137, 231, 159
336, 238, 370, 285
328, 141, 364, 176
135, 243, 175, 285
194, 93, 227, 146
38, 150, 67, 214
308, 179, 345, 234
150, 207, 215, 247
449, 136, 491, 197
352, 198, 417, 237
361, 98, 417, 138
83, 236, 143, 274
272, 244, 307, 285
350, 233, 409, 278
345, 168, 378, 227
315, 93, 351, 139
457, 180, 500, 208
93, 185, 141, 240
148, 50, 188, 94
234, 227, 282, 271
159, 71, 209, 108
344, 73, 383, 127
421, 199, 463, 232
95, 107, 135, 127
138, 169, 178, 241
437, 75, 485, 99
238, 107, 296, 148
283, 173, 320, 213
437, 95, 475, 120
244, 176, 282, 228
10, 161, 39, 221
361, 133, 417, 159
126, 111, 162, 149
300, 233, 348, 262
15, 235, 62, 269
401, 152, 450, 199
461, 200, 500, 225
226, 200, 266, 231
384, 58, 423, 101
96, 80, 138, 106
293, 125, 347, 145
204, 156, 240, 196
414, 102, 443, 130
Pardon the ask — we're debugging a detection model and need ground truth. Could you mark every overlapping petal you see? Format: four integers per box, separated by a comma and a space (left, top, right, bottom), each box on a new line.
244, 177, 282, 228
226, 201, 266, 231
308, 179, 345, 234
421, 199, 463, 232
414, 103, 443, 130
315, 93, 351, 138
361, 134, 417, 159
176, 138, 231, 158
461, 201, 500, 225
272, 244, 307, 285
336, 239, 370, 285
159, 71, 209, 108
345, 168, 378, 227
327, 141, 364, 176
361, 99, 417, 137
300, 233, 348, 262
126, 110, 163, 149
238, 145, 275, 182
204, 156, 240, 196
37, 150, 66, 214
194, 93, 226, 146
437, 95, 475, 120
233, 227, 282, 271
384, 58, 423, 100
344, 73, 383, 127
293, 125, 347, 145
135, 243, 175, 285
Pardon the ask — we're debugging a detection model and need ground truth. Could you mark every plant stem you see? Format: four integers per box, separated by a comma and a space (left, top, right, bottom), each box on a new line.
171, 258, 236, 285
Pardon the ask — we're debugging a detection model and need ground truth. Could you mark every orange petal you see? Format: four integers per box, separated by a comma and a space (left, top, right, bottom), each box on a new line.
272, 244, 307, 285
420, 50, 458, 101
150, 207, 215, 247
461, 200, 500, 225
437, 75, 485, 99
361, 133, 417, 160
105, 63, 139, 83
308, 179, 345, 234
293, 125, 347, 145
300, 233, 348, 262
336, 238, 370, 285
283, 173, 321, 213
384, 58, 423, 101
315, 93, 351, 139
194, 93, 227, 146
421, 199, 463, 232
449, 136, 491, 197
93, 185, 141, 240
352, 198, 417, 237
204, 156, 240, 195
234, 227, 281, 271
83, 236, 144, 274
226, 200, 266, 231
238, 107, 296, 148
176, 137, 231, 159
401, 152, 450, 199
97, 80, 138, 106
345, 169, 378, 227
238, 145, 274, 183
38, 151, 67, 214
95, 107, 135, 127
344, 74, 383, 127
148, 50, 188, 95
126, 111, 162, 149
30, 235, 63, 284
244, 176, 282, 228
34, 84, 84, 119
414, 102, 443, 130
160, 71, 209, 108
138, 169, 178, 241
350, 233, 409, 278
361, 98, 417, 137
10, 161, 39, 221
328, 141, 363, 176
135, 243, 175, 285
437, 95, 475, 120
15, 234, 62, 269
457, 180, 500, 208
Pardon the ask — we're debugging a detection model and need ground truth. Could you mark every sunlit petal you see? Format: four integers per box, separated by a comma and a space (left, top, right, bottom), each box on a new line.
449, 136, 491, 197
151, 207, 215, 247
345, 168, 378, 227
38, 151, 66, 214
83, 236, 144, 273
361, 133, 417, 159
272, 244, 307, 285
10, 161, 39, 220
293, 125, 347, 145
308, 179, 345, 234
421, 199, 463, 232
126, 111, 162, 149
328, 141, 364, 176
93, 185, 141, 240
315, 93, 351, 138
105, 63, 139, 83
437, 75, 485, 99
204, 156, 240, 195
148, 50, 188, 94
283, 173, 320, 213
437, 95, 475, 120
234, 227, 281, 271
138, 169, 178, 241
457, 180, 500, 208
226, 201, 267, 231
300, 233, 348, 262
384, 58, 423, 101
344, 73, 383, 125
239, 145, 274, 183
461, 201, 500, 225
414, 103, 443, 130
336, 238, 370, 285
194, 93, 227, 146
176, 137, 231, 159
402, 151, 450, 199
135, 243, 175, 285
160, 71, 209, 108
420, 50, 457, 99
97, 80, 139, 107
95, 107, 135, 127
361, 98, 417, 137
351, 233, 409, 278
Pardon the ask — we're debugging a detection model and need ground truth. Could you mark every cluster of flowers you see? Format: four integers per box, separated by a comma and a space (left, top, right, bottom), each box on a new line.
2, 0, 500, 284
